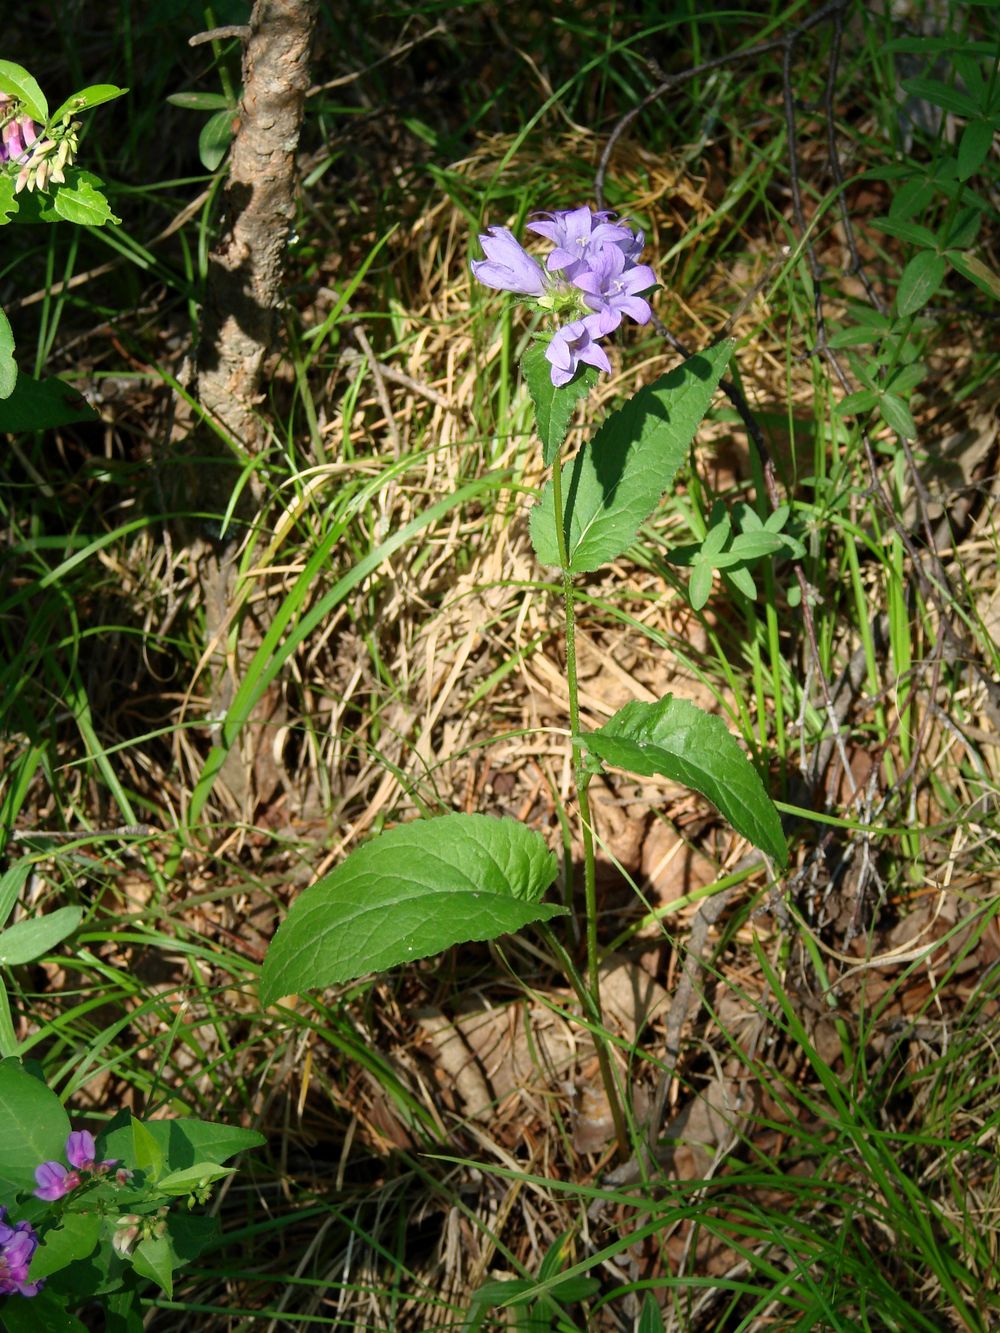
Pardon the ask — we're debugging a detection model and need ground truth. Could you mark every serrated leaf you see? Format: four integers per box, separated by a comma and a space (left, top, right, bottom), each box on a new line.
133, 1234, 175, 1299
896, 250, 947, 317
0, 372, 97, 431
49, 84, 127, 124
530, 341, 733, 572
946, 248, 1000, 301
260, 814, 562, 1004
52, 177, 120, 227
0, 60, 48, 123
585, 696, 787, 865
0, 307, 16, 399
0, 1058, 70, 1193
0, 905, 82, 966
521, 340, 597, 466
198, 107, 236, 171
958, 119, 994, 180
879, 392, 917, 439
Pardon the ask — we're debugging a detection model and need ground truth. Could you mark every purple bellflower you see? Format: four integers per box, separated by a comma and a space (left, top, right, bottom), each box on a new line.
545, 315, 612, 387
0, 1208, 42, 1297
573, 242, 657, 335
472, 204, 655, 387
527, 205, 633, 278
471, 226, 549, 296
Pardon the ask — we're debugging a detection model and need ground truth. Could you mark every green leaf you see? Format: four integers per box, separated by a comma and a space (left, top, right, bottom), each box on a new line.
49, 84, 128, 124
0, 905, 82, 966
835, 388, 878, 417
0, 372, 97, 431
870, 216, 937, 248
100, 1115, 264, 1172
0, 1058, 70, 1193
727, 530, 787, 560
957, 119, 994, 180
879, 392, 917, 440
724, 565, 758, 599
0, 1286, 88, 1331
132, 1234, 175, 1299
198, 107, 236, 171
157, 1162, 234, 1195
167, 91, 233, 110
0, 61, 48, 123
638, 1293, 666, 1333
896, 251, 947, 317
0, 176, 18, 225
28, 1211, 101, 1281
0, 307, 16, 399
889, 177, 937, 224
52, 176, 121, 227
521, 340, 597, 467
946, 248, 1000, 301
530, 341, 733, 572
585, 696, 787, 865
131, 1119, 165, 1181
900, 76, 980, 118
260, 814, 563, 1004
688, 562, 713, 610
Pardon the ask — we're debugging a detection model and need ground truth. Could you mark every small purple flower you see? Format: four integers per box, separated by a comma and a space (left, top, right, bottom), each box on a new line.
33, 1159, 80, 1202
65, 1130, 96, 1171
544, 314, 612, 387
0, 102, 38, 166
527, 205, 634, 278
0, 1211, 42, 1297
471, 226, 549, 296
573, 243, 657, 334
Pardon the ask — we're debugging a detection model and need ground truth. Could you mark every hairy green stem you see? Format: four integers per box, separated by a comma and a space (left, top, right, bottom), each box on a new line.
550, 447, 629, 1159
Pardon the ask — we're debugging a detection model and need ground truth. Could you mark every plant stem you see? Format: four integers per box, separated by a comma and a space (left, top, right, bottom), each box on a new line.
549, 448, 629, 1160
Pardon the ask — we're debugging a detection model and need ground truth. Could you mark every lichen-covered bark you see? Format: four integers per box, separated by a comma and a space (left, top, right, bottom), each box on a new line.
197, 0, 317, 454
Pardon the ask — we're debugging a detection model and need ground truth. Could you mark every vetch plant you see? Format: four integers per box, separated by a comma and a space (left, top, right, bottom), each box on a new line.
0, 1058, 263, 1327
260, 205, 787, 1158
0, 60, 124, 434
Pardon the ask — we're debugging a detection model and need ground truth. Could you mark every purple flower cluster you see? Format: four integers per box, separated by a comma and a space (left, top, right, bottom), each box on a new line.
0, 93, 79, 192
0, 1208, 41, 1298
34, 1129, 117, 1202
471, 205, 656, 386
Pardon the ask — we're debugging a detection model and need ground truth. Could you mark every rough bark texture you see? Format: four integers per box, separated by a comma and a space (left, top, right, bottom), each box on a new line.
193, 0, 317, 818
197, 0, 316, 453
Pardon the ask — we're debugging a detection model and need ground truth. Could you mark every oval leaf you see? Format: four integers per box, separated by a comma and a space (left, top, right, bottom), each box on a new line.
585, 696, 787, 865
260, 814, 562, 1004
0, 372, 97, 432
0, 60, 48, 123
52, 176, 120, 227
49, 84, 128, 125
0, 1058, 70, 1194
896, 250, 947, 317
198, 107, 236, 171
0, 307, 16, 400
0, 905, 82, 966
530, 340, 733, 572
522, 339, 598, 467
